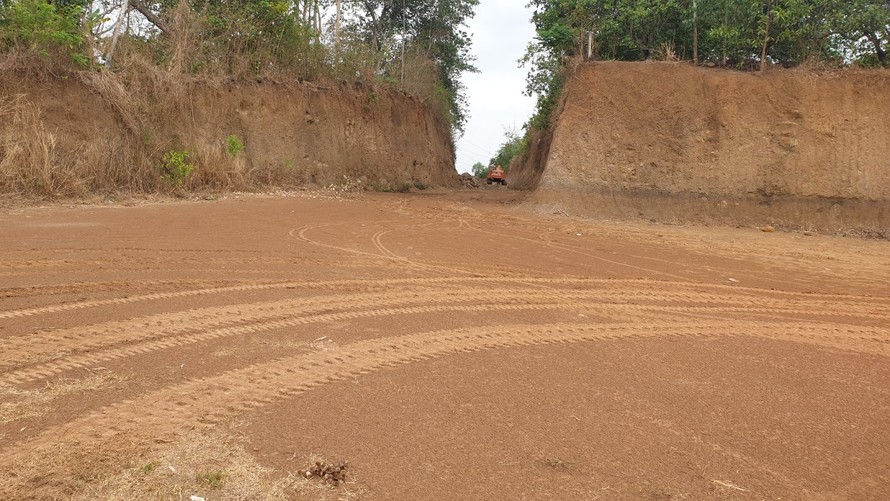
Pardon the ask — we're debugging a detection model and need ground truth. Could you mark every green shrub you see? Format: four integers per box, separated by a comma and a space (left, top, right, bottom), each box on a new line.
160, 149, 195, 187
0, 0, 87, 65
226, 134, 244, 157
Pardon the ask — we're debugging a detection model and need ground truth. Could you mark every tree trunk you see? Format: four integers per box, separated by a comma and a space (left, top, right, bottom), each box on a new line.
760, 0, 772, 72
105, 4, 129, 68
693, 0, 699, 65
335, 0, 341, 54
864, 31, 887, 65
722, 1, 728, 65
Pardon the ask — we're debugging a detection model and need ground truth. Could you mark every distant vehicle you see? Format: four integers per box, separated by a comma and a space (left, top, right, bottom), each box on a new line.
486, 165, 507, 186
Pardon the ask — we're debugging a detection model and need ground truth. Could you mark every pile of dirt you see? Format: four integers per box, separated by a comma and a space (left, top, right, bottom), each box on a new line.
530, 62, 890, 235
458, 172, 480, 188
0, 70, 457, 196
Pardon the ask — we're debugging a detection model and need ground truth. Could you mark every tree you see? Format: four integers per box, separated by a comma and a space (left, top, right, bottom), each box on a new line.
346, 0, 480, 135
519, 0, 890, 133
489, 128, 528, 170
833, 0, 890, 66
0, 0, 89, 65
471, 161, 488, 177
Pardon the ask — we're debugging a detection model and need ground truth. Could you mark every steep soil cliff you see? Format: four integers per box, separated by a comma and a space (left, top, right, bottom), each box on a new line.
531, 62, 890, 235
0, 71, 457, 196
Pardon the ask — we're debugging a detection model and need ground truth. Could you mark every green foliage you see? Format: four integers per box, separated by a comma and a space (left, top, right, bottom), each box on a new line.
163, 1, 328, 78
471, 161, 489, 178
226, 134, 244, 157
2, 0, 482, 138
524, 0, 888, 67
489, 129, 529, 171
346, 0, 480, 135
520, 0, 890, 135
160, 149, 195, 187
0, 0, 88, 64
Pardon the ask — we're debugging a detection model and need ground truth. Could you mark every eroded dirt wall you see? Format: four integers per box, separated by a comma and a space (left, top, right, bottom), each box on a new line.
0, 72, 457, 194
535, 62, 890, 234
188, 81, 457, 186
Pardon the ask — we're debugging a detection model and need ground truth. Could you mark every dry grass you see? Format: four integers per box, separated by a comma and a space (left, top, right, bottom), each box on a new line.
74, 429, 365, 501
0, 370, 128, 424
0, 91, 158, 198
188, 138, 250, 191
0, 95, 83, 197
653, 42, 680, 62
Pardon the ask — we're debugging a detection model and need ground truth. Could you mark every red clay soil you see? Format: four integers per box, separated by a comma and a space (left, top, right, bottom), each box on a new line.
526, 62, 890, 235
0, 191, 888, 500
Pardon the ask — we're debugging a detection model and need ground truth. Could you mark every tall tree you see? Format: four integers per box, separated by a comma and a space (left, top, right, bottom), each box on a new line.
347, 0, 479, 135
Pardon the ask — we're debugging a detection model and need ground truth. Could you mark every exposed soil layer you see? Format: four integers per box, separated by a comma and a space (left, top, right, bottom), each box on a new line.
0, 191, 888, 500
0, 71, 456, 194
531, 62, 890, 235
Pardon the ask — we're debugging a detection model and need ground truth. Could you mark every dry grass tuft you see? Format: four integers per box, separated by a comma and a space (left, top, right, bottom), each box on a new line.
0, 92, 158, 198
188, 138, 250, 191
72, 430, 292, 500
0, 370, 128, 424
654, 42, 680, 62
0, 95, 83, 197
72, 430, 366, 501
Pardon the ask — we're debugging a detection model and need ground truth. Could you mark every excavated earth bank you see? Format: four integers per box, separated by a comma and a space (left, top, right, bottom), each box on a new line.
528, 62, 890, 235
0, 71, 457, 192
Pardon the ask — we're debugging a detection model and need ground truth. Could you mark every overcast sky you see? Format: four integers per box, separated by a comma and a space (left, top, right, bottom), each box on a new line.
454, 1, 537, 173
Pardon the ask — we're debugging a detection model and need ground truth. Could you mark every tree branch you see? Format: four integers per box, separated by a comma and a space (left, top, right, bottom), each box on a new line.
128, 0, 171, 37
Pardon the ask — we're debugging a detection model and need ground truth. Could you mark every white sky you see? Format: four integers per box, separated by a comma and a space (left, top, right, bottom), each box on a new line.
454, 1, 537, 173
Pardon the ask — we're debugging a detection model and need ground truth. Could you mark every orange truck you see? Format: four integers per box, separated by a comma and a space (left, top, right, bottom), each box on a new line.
486, 165, 507, 186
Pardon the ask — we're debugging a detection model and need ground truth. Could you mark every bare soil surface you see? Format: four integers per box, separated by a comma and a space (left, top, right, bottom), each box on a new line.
1, 190, 888, 500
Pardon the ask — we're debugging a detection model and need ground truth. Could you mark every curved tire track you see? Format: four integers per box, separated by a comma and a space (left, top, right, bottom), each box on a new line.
2, 319, 886, 479
4, 283, 887, 386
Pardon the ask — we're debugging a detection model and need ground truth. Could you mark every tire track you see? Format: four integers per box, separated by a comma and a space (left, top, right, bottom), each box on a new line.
2, 274, 887, 320
0, 288, 605, 378
458, 218, 697, 281
300, 223, 482, 277
4, 290, 756, 386
4, 283, 886, 384
0, 280, 236, 299
2, 320, 885, 473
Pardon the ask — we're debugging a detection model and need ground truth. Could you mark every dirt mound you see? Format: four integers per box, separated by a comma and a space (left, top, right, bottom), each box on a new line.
532, 62, 890, 235
0, 71, 457, 196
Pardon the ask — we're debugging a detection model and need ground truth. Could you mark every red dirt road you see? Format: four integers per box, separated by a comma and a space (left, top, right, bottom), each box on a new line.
1, 191, 888, 500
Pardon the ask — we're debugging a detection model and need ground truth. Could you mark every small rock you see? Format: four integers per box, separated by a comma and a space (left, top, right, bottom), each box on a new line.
803, 230, 814, 236
761, 225, 775, 233
190, 496, 206, 501
728, 278, 739, 283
